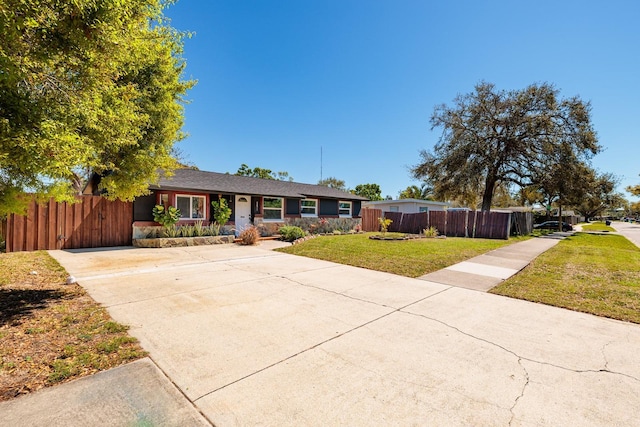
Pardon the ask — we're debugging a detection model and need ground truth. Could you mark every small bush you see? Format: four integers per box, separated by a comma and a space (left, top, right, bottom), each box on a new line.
163, 225, 181, 238
423, 226, 439, 237
205, 223, 220, 236
180, 225, 195, 237
286, 217, 361, 234
193, 220, 206, 236
378, 217, 392, 234
239, 225, 260, 245
152, 205, 180, 228
279, 226, 306, 242
211, 196, 232, 227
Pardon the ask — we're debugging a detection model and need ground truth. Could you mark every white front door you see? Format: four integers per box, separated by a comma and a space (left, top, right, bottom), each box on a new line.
234, 195, 252, 234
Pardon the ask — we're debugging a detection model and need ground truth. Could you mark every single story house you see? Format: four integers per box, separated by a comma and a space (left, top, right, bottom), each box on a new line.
123, 169, 367, 230
362, 198, 449, 214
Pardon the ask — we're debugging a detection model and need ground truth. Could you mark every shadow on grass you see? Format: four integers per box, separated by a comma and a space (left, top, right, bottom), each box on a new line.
0, 289, 67, 326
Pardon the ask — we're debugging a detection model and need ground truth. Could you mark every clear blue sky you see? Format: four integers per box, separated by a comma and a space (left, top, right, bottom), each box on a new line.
165, 0, 639, 202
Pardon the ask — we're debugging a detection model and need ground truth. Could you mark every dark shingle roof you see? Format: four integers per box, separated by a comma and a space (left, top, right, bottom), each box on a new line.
151, 169, 368, 201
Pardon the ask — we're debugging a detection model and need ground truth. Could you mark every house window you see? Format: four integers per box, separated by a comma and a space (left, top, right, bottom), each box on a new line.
159, 193, 169, 206
263, 197, 283, 221
176, 195, 206, 219
419, 206, 429, 213
339, 201, 352, 217
301, 199, 318, 216
389, 206, 399, 212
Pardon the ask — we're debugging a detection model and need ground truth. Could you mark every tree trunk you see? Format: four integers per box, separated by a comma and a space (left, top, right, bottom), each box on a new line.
481, 176, 496, 212
558, 203, 563, 232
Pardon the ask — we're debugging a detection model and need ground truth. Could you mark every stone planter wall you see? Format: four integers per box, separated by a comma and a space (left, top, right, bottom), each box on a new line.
133, 235, 235, 248
133, 224, 162, 239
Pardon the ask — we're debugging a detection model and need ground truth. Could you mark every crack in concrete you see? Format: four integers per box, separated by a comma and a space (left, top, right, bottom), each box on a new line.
277, 275, 397, 309
509, 358, 530, 426
192, 308, 397, 403
601, 341, 612, 371
402, 310, 640, 384
278, 274, 453, 311
192, 282, 454, 403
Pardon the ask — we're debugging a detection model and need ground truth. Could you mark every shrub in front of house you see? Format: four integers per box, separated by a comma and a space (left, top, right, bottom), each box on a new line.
279, 226, 306, 242
211, 197, 232, 228
239, 225, 260, 245
257, 222, 280, 237
285, 218, 361, 234
153, 205, 181, 229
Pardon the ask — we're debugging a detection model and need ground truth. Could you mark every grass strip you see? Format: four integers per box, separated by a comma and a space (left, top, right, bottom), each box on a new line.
490, 232, 640, 323
581, 221, 616, 232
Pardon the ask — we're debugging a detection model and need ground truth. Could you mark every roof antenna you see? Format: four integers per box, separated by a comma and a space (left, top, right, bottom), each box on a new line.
320, 146, 323, 182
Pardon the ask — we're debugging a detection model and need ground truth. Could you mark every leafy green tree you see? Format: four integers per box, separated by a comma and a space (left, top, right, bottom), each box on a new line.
399, 183, 433, 200
352, 183, 383, 201
573, 172, 625, 221
491, 183, 518, 208
412, 82, 600, 211
318, 177, 347, 191
0, 0, 193, 215
515, 185, 544, 207
534, 142, 594, 227
234, 164, 293, 181
399, 185, 421, 199
627, 177, 640, 197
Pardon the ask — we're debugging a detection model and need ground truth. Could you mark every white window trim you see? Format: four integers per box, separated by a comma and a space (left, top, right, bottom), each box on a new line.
263, 197, 283, 222
338, 201, 352, 217
301, 198, 318, 217
176, 194, 206, 220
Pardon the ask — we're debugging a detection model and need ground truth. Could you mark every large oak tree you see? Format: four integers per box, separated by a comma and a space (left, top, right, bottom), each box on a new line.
572, 172, 625, 221
412, 82, 600, 211
0, 0, 193, 215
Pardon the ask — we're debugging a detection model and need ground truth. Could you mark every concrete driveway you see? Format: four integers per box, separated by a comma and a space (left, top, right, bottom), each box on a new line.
47, 242, 640, 426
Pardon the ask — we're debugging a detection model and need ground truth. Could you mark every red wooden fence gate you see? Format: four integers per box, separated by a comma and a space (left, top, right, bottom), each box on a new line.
4, 196, 133, 252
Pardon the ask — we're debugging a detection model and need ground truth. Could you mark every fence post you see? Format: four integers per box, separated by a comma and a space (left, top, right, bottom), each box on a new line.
505, 212, 512, 239
444, 210, 448, 236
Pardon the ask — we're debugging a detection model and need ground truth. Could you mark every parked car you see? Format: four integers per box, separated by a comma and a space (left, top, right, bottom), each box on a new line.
533, 221, 573, 231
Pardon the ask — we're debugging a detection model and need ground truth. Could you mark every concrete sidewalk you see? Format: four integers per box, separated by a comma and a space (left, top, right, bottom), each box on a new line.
418, 233, 570, 291
2, 234, 640, 426
0, 358, 209, 426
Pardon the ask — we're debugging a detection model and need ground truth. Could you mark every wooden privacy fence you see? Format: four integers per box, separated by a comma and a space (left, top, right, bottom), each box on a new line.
3, 196, 133, 252
360, 208, 526, 240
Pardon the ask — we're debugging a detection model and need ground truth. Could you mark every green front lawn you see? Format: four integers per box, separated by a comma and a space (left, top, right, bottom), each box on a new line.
279, 231, 640, 324
491, 233, 640, 323
580, 221, 616, 232
277, 233, 525, 278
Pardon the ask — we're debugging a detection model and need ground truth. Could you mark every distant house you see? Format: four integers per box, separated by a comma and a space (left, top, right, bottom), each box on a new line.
361, 198, 449, 214
115, 169, 367, 230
